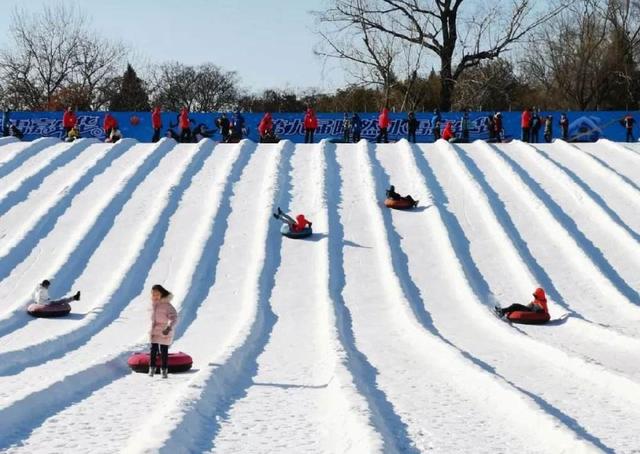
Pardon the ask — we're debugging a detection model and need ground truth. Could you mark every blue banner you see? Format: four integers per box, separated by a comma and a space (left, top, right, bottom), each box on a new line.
2, 110, 637, 143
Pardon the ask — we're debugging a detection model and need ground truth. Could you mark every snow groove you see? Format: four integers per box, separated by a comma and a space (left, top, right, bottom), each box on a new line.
0, 139, 94, 218
493, 144, 640, 307
0, 139, 216, 376
0, 139, 168, 339
324, 142, 407, 454
0, 137, 59, 182
124, 141, 293, 454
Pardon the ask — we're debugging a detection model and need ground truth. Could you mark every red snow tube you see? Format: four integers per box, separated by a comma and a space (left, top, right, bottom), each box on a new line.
507, 311, 550, 325
127, 351, 193, 373
384, 197, 414, 210
27, 303, 71, 318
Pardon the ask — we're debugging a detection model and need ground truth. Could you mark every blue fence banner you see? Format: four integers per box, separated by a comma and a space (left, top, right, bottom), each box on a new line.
2, 110, 637, 143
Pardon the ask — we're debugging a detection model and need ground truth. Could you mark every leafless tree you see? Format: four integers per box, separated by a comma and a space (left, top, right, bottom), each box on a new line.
0, 4, 128, 110
316, 0, 565, 111
150, 62, 240, 112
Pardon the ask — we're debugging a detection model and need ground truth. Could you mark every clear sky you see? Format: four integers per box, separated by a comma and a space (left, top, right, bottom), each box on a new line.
0, 0, 347, 93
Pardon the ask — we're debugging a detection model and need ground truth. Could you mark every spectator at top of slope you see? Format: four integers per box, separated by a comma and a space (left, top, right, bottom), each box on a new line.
521, 107, 532, 143
216, 113, 231, 142
441, 121, 455, 141
63, 107, 77, 133
103, 113, 118, 137
151, 106, 162, 143
377, 107, 391, 143
622, 113, 635, 142
303, 108, 318, 144
258, 112, 274, 141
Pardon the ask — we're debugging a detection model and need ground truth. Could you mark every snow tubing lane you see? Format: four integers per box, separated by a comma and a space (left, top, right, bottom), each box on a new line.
27, 303, 72, 318
280, 224, 313, 239
128, 352, 193, 373
384, 197, 414, 210
507, 311, 551, 325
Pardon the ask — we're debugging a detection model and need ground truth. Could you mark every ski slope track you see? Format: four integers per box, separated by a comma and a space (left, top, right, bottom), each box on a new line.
0, 137, 638, 453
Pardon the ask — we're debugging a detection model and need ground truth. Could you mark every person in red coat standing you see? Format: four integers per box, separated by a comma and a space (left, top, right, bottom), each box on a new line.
258, 112, 274, 143
151, 106, 162, 143
376, 107, 391, 143
303, 108, 318, 143
103, 113, 118, 139
521, 107, 532, 143
178, 107, 191, 143
62, 107, 77, 136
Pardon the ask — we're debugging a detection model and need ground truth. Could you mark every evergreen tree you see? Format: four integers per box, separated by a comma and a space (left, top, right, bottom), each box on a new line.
110, 64, 150, 111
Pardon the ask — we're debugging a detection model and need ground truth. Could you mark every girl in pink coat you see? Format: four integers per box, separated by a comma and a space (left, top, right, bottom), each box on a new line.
149, 284, 178, 378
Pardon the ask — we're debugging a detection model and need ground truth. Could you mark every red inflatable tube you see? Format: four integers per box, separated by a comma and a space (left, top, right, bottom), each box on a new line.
384, 198, 414, 210
27, 303, 71, 318
507, 311, 550, 325
128, 351, 193, 373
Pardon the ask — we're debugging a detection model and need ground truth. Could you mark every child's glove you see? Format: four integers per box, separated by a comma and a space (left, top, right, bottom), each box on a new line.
162, 326, 172, 335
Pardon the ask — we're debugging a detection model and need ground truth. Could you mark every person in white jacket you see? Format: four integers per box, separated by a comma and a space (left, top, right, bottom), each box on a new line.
33, 280, 80, 306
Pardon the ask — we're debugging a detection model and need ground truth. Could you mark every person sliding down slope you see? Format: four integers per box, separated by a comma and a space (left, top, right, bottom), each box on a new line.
149, 284, 178, 379
34, 279, 80, 306
495, 288, 549, 318
386, 185, 418, 207
273, 207, 312, 232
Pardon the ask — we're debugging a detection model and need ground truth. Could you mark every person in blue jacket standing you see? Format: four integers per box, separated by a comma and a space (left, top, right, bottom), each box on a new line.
2, 110, 10, 137
432, 108, 441, 141
230, 110, 245, 142
351, 113, 362, 142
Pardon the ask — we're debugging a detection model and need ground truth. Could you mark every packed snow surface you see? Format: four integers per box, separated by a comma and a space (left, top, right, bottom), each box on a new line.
0, 136, 639, 453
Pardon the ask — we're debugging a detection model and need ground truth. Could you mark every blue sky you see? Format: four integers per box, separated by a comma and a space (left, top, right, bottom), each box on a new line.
0, 0, 346, 92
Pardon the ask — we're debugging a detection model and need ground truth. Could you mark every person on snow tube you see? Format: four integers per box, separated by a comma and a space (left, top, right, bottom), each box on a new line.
33, 279, 80, 306
273, 207, 312, 232
386, 185, 418, 208
149, 284, 178, 379
495, 288, 549, 318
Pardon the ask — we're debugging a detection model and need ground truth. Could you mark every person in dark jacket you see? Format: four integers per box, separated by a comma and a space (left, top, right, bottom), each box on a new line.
2, 110, 11, 137
216, 113, 231, 142
622, 113, 635, 142
151, 106, 162, 143
229, 111, 245, 142
559, 113, 569, 141
9, 124, 24, 140
432, 108, 441, 141
407, 112, 419, 143
351, 113, 362, 142
386, 185, 418, 207
342, 113, 351, 143
487, 115, 496, 141
530, 109, 541, 143
303, 108, 319, 143
461, 110, 470, 143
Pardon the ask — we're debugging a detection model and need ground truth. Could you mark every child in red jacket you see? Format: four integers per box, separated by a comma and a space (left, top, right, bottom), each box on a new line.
273, 207, 312, 232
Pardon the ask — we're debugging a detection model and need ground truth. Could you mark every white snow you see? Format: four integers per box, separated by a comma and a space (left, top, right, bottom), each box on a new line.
0, 137, 638, 453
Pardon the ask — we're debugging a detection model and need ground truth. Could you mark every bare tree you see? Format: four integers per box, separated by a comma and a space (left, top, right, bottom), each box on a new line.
316, 0, 565, 110
150, 62, 240, 112
0, 4, 128, 110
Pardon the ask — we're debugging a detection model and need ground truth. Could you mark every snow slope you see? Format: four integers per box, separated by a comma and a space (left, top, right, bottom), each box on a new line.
0, 137, 638, 453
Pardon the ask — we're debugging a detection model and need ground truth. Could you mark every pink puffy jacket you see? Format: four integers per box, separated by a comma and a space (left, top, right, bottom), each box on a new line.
149, 295, 178, 345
